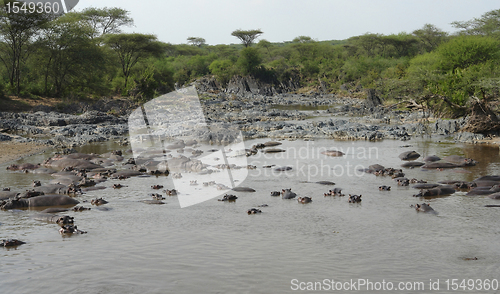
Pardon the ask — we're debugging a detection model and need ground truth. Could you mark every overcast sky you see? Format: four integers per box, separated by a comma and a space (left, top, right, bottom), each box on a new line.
77, 0, 499, 45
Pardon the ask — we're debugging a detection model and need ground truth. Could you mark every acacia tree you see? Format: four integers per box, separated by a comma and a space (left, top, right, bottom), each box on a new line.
452, 9, 500, 38
104, 33, 163, 91
231, 29, 263, 47
187, 37, 205, 47
78, 7, 133, 39
0, 1, 53, 94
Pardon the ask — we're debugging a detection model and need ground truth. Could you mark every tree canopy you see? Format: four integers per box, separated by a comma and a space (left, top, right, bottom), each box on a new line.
231, 29, 263, 47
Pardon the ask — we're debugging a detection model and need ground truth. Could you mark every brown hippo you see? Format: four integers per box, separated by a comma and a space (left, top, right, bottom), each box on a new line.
466, 185, 500, 196
442, 155, 477, 166
321, 150, 345, 157
411, 203, 437, 214
0, 195, 79, 210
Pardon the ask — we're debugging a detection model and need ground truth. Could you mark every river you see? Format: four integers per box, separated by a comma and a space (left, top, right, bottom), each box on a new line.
1, 136, 500, 293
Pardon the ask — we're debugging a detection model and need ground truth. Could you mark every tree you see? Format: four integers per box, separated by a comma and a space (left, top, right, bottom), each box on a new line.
0, 1, 53, 94
236, 47, 262, 75
257, 39, 272, 54
77, 7, 133, 39
292, 36, 314, 43
412, 24, 448, 52
452, 9, 500, 38
38, 14, 103, 97
187, 37, 206, 47
231, 29, 263, 47
104, 33, 164, 91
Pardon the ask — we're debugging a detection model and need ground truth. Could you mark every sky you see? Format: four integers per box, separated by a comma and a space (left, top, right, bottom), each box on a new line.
77, 0, 500, 45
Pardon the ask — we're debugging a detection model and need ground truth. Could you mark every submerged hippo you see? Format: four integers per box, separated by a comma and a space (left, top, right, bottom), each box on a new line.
423, 155, 441, 162
321, 150, 345, 157
379, 185, 391, 191
218, 194, 237, 202
281, 189, 297, 199
247, 208, 262, 214
1, 239, 26, 247
164, 189, 178, 196
140, 200, 165, 205
1, 195, 79, 210
399, 151, 420, 161
466, 185, 500, 196
270, 191, 281, 196
315, 181, 335, 185
413, 186, 456, 197
401, 161, 425, 168
151, 185, 164, 190
263, 148, 286, 153
263, 141, 282, 147
474, 175, 500, 182
32, 214, 74, 226
412, 183, 441, 189
72, 206, 91, 211
324, 188, 344, 196
59, 224, 87, 234
411, 203, 437, 214
232, 187, 256, 192
421, 161, 460, 169
91, 198, 108, 205
442, 155, 477, 166
348, 194, 362, 203
150, 193, 165, 200
297, 197, 312, 204
274, 166, 292, 172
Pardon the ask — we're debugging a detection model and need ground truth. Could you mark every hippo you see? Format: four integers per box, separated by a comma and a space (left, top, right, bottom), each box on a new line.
442, 155, 477, 166
164, 189, 178, 196
270, 191, 281, 196
59, 224, 87, 234
379, 185, 391, 191
488, 192, 500, 199
411, 203, 437, 214
263, 148, 285, 153
263, 141, 282, 147
423, 155, 441, 162
414, 186, 456, 197
421, 161, 461, 169
297, 197, 312, 204
394, 178, 409, 186
281, 189, 297, 199
82, 186, 106, 192
247, 208, 262, 214
189, 180, 197, 186
0, 190, 19, 200
113, 184, 127, 189
252, 143, 266, 149
7, 163, 40, 171
316, 181, 335, 185
41, 207, 69, 213
44, 157, 103, 171
399, 151, 420, 161
348, 194, 362, 203
140, 200, 165, 205
274, 166, 292, 172
410, 178, 427, 184
32, 180, 41, 187
466, 185, 500, 196
368, 164, 385, 172
324, 188, 344, 196
1, 195, 79, 210
33, 184, 81, 196
321, 150, 345, 157
151, 185, 164, 190
150, 193, 165, 200
16, 190, 45, 199
32, 214, 74, 226
111, 170, 144, 179
391, 171, 405, 179
474, 175, 500, 182
412, 183, 440, 189
72, 206, 91, 211
401, 162, 425, 168
218, 194, 237, 202
257, 204, 268, 207
91, 198, 108, 205
232, 187, 256, 192
1, 239, 26, 247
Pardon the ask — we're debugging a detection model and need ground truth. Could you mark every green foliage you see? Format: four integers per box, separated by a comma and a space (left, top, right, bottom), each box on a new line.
236, 47, 262, 75
231, 29, 263, 47
209, 59, 235, 85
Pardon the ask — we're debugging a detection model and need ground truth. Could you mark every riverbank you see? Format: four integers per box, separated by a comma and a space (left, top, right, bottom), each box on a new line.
0, 90, 498, 157
0, 141, 50, 164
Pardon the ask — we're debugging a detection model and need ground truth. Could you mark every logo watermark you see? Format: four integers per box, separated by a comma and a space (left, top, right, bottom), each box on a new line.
4, 0, 79, 15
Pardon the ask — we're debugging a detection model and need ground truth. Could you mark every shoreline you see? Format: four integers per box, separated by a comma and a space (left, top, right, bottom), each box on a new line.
0, 141, 51, 165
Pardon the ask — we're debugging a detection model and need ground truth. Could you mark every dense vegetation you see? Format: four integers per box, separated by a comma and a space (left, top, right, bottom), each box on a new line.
0, 2, 499, 117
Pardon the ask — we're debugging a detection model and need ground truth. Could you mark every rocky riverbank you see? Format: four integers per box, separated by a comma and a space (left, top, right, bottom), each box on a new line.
0, 88, 496, 158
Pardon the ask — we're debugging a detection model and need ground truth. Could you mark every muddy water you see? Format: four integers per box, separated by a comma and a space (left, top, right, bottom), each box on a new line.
1, 138, 500, 294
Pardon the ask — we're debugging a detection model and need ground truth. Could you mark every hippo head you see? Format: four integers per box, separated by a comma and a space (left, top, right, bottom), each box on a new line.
6, 164, 18, 170
0, 199, 23, 210
56, 216, 74, 226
